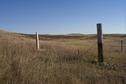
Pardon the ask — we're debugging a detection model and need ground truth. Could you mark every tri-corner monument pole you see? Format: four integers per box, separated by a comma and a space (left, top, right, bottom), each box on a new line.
36, 32, 40, 50
97, 23, 104, 65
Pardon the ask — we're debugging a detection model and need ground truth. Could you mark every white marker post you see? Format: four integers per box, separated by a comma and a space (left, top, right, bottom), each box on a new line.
36, 32, 40, 50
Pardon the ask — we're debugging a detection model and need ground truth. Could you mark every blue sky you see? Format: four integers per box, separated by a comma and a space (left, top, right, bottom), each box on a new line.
0, 0, 125, 34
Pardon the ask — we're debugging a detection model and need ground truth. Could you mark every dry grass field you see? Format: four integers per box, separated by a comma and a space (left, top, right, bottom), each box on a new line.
0, 30, 126, 84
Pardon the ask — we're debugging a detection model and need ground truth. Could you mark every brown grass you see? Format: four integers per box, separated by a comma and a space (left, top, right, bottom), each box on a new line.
0, 31, 126, 84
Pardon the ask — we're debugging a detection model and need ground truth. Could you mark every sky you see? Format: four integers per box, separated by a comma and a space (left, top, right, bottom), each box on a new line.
0, 0, 126, 34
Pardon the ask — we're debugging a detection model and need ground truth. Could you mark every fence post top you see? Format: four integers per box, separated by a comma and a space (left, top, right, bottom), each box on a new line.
97, 23, 102, 25
97, 23, 102, 24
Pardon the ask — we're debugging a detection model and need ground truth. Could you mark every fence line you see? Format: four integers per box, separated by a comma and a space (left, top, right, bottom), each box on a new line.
35, 23, 125, 65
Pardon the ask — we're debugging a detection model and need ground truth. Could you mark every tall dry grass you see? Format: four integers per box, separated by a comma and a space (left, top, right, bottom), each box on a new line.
0, 32, 126, 84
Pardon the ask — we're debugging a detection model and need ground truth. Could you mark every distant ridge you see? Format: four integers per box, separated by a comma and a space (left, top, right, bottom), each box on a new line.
0, 29, 126, 38
67, 33, 85, 36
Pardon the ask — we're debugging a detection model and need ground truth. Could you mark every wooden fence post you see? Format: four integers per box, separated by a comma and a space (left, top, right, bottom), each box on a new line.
36, 32, 40, 50
121, 40, 123, 52
97, 23, 104, 64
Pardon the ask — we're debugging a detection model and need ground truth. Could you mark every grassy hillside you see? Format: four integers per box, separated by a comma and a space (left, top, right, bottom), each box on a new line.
0, 30, 126, 84
21, 33, 126, 40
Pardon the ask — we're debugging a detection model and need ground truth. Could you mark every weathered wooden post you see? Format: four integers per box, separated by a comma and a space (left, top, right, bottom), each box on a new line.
97, 23, 104, 64
36, 32, 40, 50
121, 40, 123, 52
